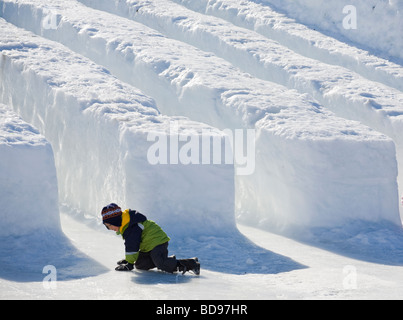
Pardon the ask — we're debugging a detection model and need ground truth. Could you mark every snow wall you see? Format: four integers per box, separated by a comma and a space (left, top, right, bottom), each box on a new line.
0, 104, 60, 237
0, 0, 401, 239
0, 104, 108, 281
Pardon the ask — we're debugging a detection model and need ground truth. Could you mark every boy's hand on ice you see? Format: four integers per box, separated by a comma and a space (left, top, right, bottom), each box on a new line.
117, 259, 128, 265
115, 263, 134, 271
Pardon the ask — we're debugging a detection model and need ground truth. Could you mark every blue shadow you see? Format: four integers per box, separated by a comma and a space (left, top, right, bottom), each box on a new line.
0, 230, 108, 282
302, 220, 403, 266
167, 229, 307, 275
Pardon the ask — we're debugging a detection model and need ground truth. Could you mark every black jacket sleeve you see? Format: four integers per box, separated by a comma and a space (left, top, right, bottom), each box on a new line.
122, 210, 147, 255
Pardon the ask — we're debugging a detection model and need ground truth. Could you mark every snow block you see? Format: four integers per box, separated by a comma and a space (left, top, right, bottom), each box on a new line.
239, 116, 401, 233
0, 104, 60, 237
0, 20, 235, 236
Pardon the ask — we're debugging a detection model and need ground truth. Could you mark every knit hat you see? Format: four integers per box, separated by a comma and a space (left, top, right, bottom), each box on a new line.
101, 203, 122, 227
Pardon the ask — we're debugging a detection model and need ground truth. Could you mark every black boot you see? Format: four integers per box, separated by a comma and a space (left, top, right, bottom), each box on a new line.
177, 258, 200, 275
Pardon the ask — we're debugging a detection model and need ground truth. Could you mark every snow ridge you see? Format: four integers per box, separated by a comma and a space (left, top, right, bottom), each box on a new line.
0, 104, 107, 282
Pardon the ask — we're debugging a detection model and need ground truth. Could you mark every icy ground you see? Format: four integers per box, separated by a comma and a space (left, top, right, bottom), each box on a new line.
1, 0, 403, 299
1, 212, 403, 299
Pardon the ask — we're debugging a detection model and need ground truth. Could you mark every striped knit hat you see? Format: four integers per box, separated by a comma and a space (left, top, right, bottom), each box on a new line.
101, 203, 122, 227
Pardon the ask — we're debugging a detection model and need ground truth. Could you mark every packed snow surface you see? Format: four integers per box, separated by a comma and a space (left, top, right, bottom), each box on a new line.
0, 0, 403, 299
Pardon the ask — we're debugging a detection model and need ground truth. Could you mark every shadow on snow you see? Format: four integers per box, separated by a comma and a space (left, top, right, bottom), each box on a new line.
0, 230, 108, 282
167, 229, 307, 275
131, 269, 194, 285
298, 219, 403, 266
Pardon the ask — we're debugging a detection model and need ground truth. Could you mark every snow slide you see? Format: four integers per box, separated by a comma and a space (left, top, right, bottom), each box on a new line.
0, 0, 400, 236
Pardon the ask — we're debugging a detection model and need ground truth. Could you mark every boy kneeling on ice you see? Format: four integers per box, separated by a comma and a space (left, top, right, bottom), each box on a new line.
101, 203, 200, 275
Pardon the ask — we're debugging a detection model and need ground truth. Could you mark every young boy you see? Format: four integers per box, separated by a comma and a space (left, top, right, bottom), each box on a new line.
101, 203, 200, 275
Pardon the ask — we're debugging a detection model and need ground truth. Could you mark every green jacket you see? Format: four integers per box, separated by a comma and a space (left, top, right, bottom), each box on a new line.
118, 209, 170, 264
